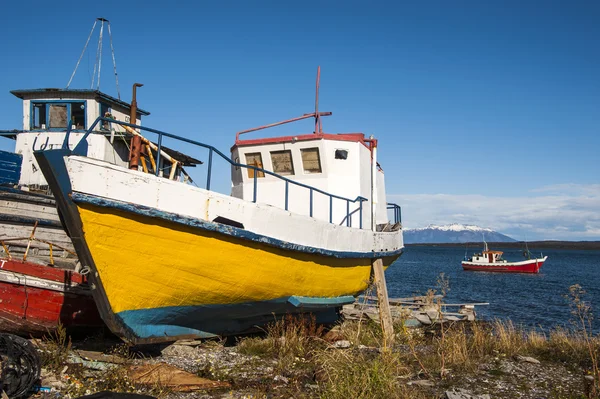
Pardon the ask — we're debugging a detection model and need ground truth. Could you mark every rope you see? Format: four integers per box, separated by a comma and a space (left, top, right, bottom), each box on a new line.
0, 334, 40, 398
66, 20, 97, 89
107, 22, 121, 100
97, 19, 104, 90
91, 21, 102, 89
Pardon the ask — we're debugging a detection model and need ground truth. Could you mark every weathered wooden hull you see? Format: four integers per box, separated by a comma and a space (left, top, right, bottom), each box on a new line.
0, 258, 103, 336
0, 186, 75, 255
461, 256, 547, 273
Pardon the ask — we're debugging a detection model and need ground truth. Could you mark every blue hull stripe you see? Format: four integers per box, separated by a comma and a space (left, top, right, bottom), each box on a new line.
71, 192, 403, 259
116, 295, 355, 339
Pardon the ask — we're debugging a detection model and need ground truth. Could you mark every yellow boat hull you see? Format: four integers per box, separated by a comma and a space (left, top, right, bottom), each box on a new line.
76, 202, 400, 340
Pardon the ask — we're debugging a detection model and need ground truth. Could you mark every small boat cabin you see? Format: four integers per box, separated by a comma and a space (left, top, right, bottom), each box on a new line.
231, 125, 390, 230
2, 88, 147, 188
470, 250, 505, 264
2, 89, 199, 189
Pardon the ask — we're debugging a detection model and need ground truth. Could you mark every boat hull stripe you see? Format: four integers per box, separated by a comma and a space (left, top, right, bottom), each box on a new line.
115, 295, 355, 340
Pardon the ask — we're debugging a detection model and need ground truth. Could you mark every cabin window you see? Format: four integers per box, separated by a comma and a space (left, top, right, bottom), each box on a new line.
49, 105, 68, 128
245, 152, 265, 178
32, 104, 46, 129
270, 150, 294, 175
71, 103, 86, 129
100, 103, 112, 130
31, 101, 86, 130
335, 149, 348, 160
300, 148, 322, 174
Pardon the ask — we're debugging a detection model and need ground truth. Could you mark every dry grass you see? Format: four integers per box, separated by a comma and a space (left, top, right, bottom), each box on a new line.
315, 350, 427, 399
237, 313, 326, 374
38, 323, 72, 372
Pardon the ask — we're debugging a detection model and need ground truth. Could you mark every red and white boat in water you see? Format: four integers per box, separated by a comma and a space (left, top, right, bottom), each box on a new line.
461, 241, 548, 273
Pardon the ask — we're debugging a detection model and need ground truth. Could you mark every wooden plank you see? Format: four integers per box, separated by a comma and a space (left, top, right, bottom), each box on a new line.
0, 200, 61, 221
0, 224, 74, 251
372, 258, 394, 348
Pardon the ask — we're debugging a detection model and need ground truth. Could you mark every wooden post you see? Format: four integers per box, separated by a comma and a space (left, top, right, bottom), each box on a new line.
372, 258, 394, 348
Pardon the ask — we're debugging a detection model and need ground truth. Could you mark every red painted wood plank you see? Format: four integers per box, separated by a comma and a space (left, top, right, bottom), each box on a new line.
0, 258, 87, 284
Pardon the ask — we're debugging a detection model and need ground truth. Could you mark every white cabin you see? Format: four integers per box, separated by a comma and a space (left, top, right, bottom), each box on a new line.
231, 132, 390, 230
4, 88, 149, 188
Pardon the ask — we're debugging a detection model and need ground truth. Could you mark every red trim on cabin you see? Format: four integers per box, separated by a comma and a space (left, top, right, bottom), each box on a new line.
232, 132, 376, 151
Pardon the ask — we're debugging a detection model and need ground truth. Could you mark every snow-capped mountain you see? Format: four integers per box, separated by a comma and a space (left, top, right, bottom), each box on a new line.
403, 223, 516, 244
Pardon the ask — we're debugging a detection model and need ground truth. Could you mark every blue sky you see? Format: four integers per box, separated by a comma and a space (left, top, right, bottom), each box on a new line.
0, 1, 598, 240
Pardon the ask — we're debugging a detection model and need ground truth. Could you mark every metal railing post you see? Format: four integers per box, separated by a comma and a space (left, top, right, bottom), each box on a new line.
155, 133, 162, 177
285, 181, 289, 211
329, 196, 333, 223
253, 171, 257, 203
346, 200, 350, 227
206, 148, 213, 190
309, 189, 313, 217
359, 200, 363, 229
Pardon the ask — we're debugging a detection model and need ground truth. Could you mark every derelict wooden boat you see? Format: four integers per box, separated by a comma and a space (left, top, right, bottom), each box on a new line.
34, 69, 404, 344
0, 253, 102, 336
0, 185, 74, 254
461, 241, 547, 273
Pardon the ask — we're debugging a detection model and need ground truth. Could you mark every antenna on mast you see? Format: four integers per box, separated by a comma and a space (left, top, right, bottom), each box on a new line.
315, 66, 322, 134
66, 17, 121, 99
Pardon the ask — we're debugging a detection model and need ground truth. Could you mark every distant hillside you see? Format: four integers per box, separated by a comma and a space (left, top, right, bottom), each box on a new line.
404, 223, 516, 244
406, 241, 600, 251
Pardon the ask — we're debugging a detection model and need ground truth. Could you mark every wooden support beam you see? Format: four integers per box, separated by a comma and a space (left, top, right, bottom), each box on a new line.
372, 258, 394, 348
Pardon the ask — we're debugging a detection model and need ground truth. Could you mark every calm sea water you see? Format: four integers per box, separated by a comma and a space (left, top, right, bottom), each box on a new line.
386, 246, 600, 332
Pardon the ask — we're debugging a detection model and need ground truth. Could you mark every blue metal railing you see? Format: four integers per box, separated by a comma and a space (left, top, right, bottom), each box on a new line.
72, 117, 369, 229
387, 203, 402, 224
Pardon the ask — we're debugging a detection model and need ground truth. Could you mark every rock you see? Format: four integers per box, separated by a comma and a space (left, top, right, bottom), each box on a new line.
516, 355, 541, 364
160, 343, 199, 357
357, 344, 379, 353
408, 379, 434, 387
332, 340, 351, 349
273, 375, 289, 384
414, 313, 432, 325
75, 350, 129, 364
446, 388, 491, 399
584, 375, 594, 382
425, 307, 440, 320
499, 360, 522, 374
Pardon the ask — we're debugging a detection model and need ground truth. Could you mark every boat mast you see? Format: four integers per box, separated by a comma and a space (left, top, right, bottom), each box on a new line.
66, 18, 121, 99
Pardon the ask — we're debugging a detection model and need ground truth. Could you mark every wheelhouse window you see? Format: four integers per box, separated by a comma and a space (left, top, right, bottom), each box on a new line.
100, 103, 112, 130
300, 148, 322, 174
335, 149, 348, 160
32, 104, 46, 129
31, 101, 86, 130
71, 103, 86, 129
49, 105, 68, 128
270, 150, 294, 175
245, 152, 265, 178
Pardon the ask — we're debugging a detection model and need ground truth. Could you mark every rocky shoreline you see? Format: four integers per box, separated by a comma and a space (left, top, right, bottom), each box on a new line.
25, 314, 598, 399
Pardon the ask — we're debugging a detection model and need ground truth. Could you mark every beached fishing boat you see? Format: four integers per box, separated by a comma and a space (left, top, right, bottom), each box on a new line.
34, 68, 404, 343
462, 241, 547, 273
